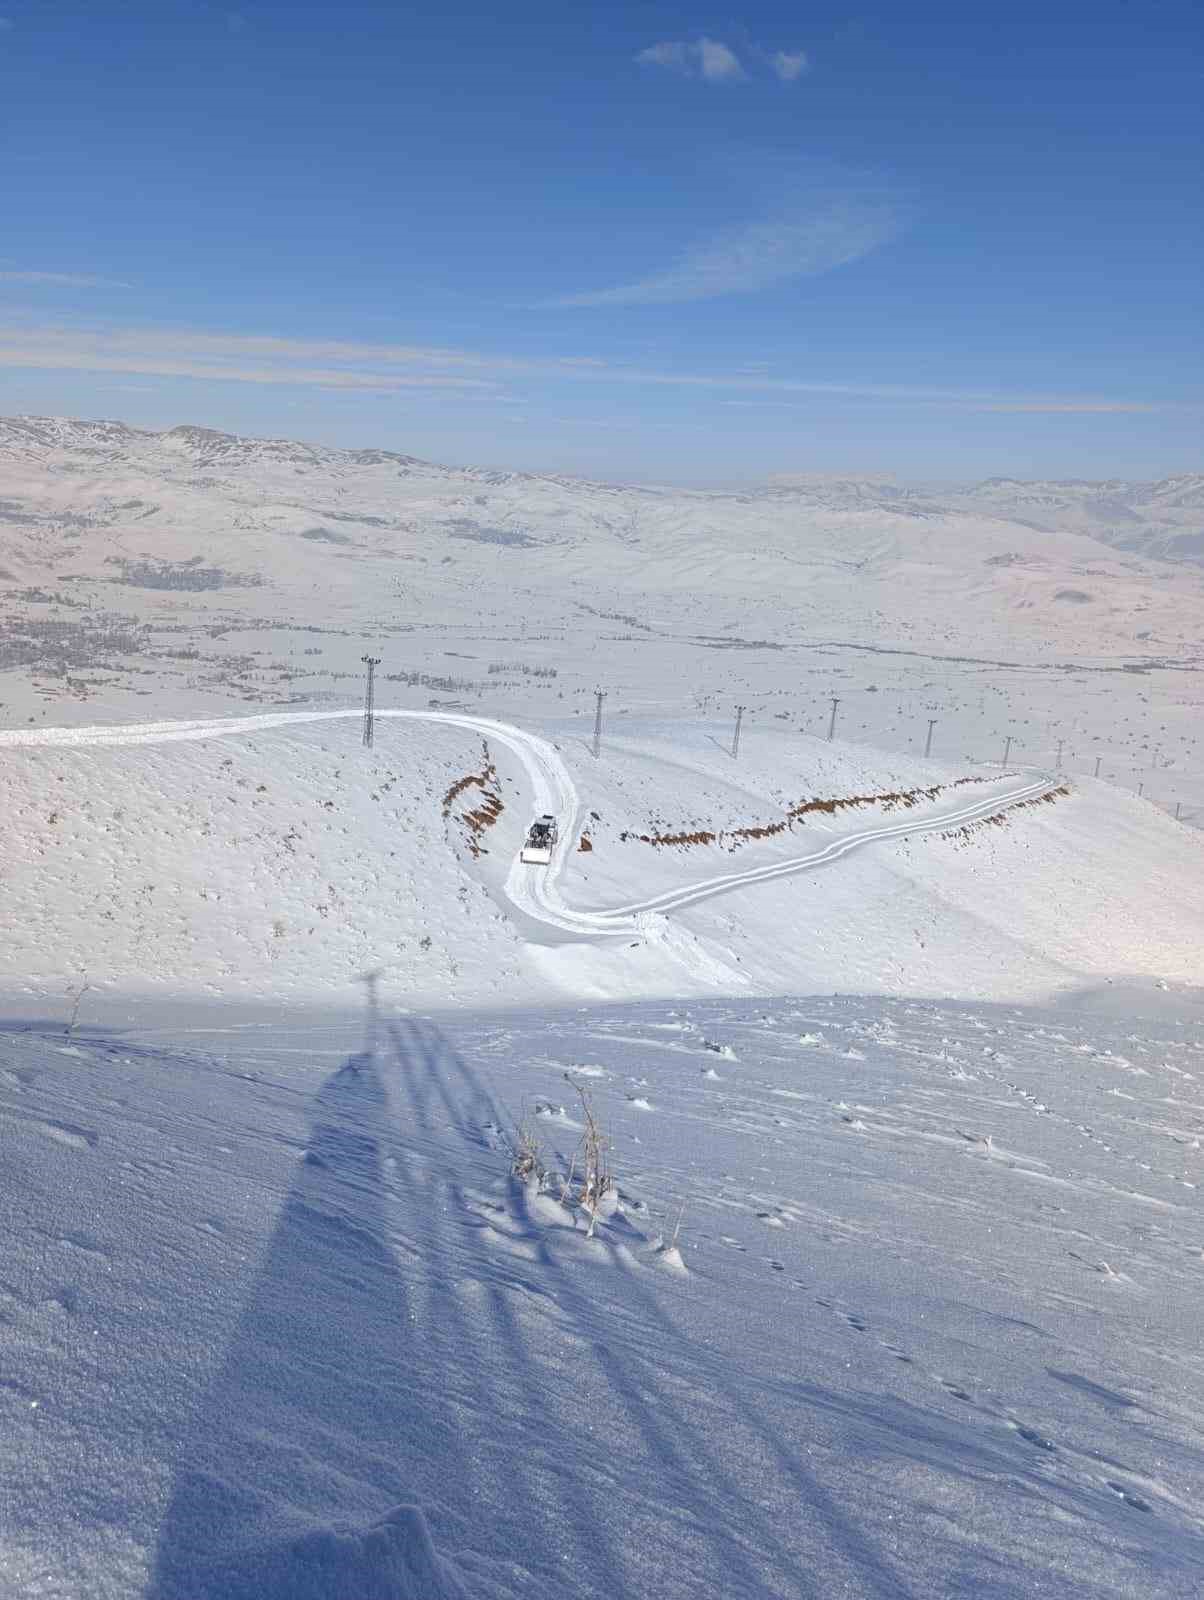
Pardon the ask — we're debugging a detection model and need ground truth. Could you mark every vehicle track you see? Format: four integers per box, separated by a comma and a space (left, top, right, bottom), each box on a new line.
0, 711, 1058, 941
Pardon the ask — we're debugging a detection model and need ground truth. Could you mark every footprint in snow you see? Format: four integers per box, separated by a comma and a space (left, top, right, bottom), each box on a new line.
35, 1118, 99, 1151
1106, 1481, 1153, 1513
881, 1342, 913, 1364
1009, 1421, 1058, 1453
626, 1096, 653, 1111
940, 1380, 974, 1403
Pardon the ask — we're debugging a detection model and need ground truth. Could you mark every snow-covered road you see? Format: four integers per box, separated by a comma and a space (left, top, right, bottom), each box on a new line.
0, 709, 1057, 940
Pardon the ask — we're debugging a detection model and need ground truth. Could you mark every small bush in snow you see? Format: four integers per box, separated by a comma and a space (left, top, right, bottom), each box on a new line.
564, 1075, 614, 1238
505, 1118, 545, 1185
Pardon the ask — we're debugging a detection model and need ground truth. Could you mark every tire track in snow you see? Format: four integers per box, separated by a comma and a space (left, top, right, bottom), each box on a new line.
0, 711, 1058, 941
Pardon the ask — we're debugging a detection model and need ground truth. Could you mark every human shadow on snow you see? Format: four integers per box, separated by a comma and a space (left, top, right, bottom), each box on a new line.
150, 1012, 928, 1600
148, 1048, 470, 1600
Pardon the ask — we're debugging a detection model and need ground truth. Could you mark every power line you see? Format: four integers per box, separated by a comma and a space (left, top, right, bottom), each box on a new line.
361, 655, 381, 747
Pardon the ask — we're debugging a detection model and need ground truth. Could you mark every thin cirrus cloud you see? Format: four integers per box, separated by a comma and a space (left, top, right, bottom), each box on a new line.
0, 320, 1156, 414
550, 194, 902, 309
0, 269, 134, 289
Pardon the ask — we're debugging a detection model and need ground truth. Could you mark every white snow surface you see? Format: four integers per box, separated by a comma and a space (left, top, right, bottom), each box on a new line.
3, 417, 1204, 1598
0, 710, 1201, 1010
3, 994, 1204, 1598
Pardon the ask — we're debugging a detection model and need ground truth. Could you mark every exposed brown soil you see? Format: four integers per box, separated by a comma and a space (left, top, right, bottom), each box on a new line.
442, 741, 504, 857
618, 773, 1000, 852
940, 783, 1070, 844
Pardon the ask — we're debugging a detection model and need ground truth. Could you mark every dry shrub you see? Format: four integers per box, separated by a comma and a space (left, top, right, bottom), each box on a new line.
564, 1074, 614, 1237
505, 1117, 545, 1185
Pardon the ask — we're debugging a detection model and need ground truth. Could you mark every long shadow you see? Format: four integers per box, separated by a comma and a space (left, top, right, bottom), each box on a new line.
148, 1051, 470, 1600
149, 1011, 930, 1599
383, 1018, 844, 1598
388, 1017, 927, 1599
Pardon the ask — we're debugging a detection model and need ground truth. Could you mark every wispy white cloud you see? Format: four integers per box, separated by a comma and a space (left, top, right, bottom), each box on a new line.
0, 318, 1157, 415
551, 191, 901, 308
637, 37, 746, 82
697, 38, 745, 82
0, 269, 133, 289
722, 393, 1158, 415
637, 36, 812, 84
0, 325, 497, 390
771, 50, 808, 82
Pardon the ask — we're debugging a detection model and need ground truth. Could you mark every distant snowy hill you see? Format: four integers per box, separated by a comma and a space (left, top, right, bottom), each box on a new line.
2, 412, 1202, 825
945, 475, 1204, 563
1, 416, 1200, 662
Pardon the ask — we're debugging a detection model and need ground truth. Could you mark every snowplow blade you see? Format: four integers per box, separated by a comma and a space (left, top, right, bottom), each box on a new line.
520, 845, 553, 865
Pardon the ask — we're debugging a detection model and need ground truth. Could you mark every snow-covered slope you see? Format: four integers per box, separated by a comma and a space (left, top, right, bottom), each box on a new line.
3, 418, 1203, 1599
4, 993, 1203, 1598
2, 711, 1200, 1014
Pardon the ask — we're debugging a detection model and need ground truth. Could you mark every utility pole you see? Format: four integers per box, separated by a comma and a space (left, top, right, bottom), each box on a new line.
1056, 739, 1065, 771
1137, 782, 1144, 798
1094, 754, 1102, 778
1002, 735, 1013, 768
592, 688, 606, 759
361, 655, 381, 748
731, 704, 746, 761
1176, 801, 1182, 820
827, 697, 840, 742
924, 718, 937, 759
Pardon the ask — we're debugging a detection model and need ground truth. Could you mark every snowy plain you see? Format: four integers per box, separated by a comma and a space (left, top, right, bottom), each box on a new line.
1, 415, 1203, 1598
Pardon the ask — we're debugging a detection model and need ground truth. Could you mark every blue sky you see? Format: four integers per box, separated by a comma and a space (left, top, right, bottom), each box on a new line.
0, 2, 1200, 482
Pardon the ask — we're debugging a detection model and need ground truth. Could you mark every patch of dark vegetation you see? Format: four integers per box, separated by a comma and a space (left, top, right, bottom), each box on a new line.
487, 661, 557, 677
692, 636, 785, 651
2, 587, 88, 607
105, 557, 264, 591
298, 526, 354, 545
0, 615, 147, 672
384, 668, 482, 694
575, 602, 658, 633
446, 519, 534, 547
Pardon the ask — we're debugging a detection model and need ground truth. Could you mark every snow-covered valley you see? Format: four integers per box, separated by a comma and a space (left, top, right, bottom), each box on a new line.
2, 415, 1203, 1598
